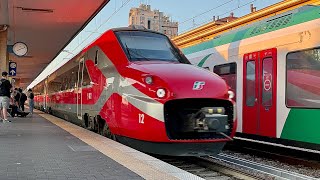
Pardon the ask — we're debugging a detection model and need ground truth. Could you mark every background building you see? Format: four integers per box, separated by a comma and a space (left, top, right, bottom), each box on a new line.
129, 4, 178, 38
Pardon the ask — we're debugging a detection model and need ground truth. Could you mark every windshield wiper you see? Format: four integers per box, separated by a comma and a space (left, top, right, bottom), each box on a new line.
124, 43, 132, 60
124, 43, 150, 61
125, 49, 151, 61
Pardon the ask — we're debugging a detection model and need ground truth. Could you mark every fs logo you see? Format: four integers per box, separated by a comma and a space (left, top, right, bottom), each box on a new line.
193, 81, 205, 90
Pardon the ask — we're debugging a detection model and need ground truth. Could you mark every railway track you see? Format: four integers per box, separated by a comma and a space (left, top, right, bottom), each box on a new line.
159, 153, 318, 180
160, 156, 247, 180
211, 153, 318, 180
226, 140, 320, 169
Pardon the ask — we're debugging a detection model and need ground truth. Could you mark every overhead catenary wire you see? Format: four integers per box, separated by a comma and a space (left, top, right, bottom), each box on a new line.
179, 0, 234, 25
179, 0, 257, 34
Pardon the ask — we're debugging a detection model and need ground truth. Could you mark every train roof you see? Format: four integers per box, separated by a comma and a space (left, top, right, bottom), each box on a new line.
182, 5, 320, 55
110, 26, 166, 36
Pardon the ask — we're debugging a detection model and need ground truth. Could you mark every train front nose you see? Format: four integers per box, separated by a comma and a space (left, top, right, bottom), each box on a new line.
145, 64, 236, 141
132, 63, 236, 141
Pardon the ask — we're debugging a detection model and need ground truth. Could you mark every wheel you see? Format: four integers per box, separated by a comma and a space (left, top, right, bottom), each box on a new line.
101, 122, 116, 140
48, 107, 53, 115
93, 117, 99, 133
84, 114, 89, 128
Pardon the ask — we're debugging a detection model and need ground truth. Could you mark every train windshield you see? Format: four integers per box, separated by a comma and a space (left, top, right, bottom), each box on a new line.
116, 31, 185, 63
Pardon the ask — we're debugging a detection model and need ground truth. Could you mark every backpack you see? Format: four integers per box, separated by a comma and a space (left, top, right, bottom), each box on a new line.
0, 79, 9, 96
21, 93, 27, 102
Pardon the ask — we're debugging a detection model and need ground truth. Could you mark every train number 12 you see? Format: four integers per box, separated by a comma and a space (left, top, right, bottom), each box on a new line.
139, 113, 144, 124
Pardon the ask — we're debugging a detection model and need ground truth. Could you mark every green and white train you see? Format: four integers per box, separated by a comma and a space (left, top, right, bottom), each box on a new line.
183, 5, 320, 153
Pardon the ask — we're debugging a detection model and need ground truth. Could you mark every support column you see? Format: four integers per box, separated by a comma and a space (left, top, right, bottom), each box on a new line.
0, 28, 8, 73
0, 0, 9, 74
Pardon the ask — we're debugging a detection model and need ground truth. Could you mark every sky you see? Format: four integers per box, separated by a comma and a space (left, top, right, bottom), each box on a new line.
27, 0, 282, 89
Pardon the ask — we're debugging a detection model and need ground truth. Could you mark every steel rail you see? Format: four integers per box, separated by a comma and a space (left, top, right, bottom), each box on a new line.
209, 153, 319, 180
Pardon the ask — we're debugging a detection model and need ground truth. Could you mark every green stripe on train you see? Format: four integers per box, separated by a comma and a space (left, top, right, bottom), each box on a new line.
182, 6, 320, 55
281, 109, 320, 144
197, 54, 212, 67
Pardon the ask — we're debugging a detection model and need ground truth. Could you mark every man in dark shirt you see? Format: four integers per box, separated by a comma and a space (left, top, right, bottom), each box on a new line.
0, 71, 12, 122
18, 88, 27, 111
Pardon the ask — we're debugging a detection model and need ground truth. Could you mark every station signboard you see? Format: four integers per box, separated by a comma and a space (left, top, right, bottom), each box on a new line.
9, 61, 17, 76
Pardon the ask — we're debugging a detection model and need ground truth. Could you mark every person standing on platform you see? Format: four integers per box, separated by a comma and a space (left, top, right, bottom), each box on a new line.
28, 89, 34, 114
19, 88, 27, 112
0, 72, 12, 122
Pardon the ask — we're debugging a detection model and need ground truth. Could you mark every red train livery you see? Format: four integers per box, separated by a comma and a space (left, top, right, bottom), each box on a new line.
33, 27, 237, 156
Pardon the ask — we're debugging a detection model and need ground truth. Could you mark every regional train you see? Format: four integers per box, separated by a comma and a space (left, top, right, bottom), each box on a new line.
183, 5, 320, 153
32, 26, 236, 156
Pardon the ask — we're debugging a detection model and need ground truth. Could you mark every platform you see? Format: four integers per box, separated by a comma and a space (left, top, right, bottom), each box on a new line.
0, 110, 203, 180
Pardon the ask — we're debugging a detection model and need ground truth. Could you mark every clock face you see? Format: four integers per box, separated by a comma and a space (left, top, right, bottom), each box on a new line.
13, 42, 28, 56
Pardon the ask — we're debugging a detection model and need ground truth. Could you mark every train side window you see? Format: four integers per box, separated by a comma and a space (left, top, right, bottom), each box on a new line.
286, 48, 320, 108
214, 62, 237, 101
70, 69, 77, 89
262, 57, 273, 106
245, 61, 255, 106
94, 50, 98, 65
82, 62, 91, 87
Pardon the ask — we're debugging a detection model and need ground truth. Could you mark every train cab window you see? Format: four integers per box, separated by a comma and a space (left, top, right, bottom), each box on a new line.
286, 48, 320, 108
214, 62, 237, 101
245, 61, 255, 106
115, 31, 188, 64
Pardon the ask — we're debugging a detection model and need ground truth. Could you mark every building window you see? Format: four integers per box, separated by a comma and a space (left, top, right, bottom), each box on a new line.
214, 62, 237, 101
286, 48, 320, 108
148, 20, 151, 29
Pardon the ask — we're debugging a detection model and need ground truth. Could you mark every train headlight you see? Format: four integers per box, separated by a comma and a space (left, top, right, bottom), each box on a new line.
156, 88, 166, 98
228, 90, 235, 99
145, 76, 153, 85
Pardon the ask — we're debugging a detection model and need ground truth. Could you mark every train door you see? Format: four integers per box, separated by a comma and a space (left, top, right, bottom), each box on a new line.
77, 58, 84, 119
243, 48, 277, 137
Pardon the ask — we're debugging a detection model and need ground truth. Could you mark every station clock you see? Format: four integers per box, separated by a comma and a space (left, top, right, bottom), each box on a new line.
12, 42, 28, 57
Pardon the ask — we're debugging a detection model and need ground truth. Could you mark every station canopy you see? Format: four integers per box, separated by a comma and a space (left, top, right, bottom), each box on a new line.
1, 0, 110, 88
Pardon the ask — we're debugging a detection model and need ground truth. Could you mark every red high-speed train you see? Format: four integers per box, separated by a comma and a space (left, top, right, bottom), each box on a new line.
33, 27, 236, 156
